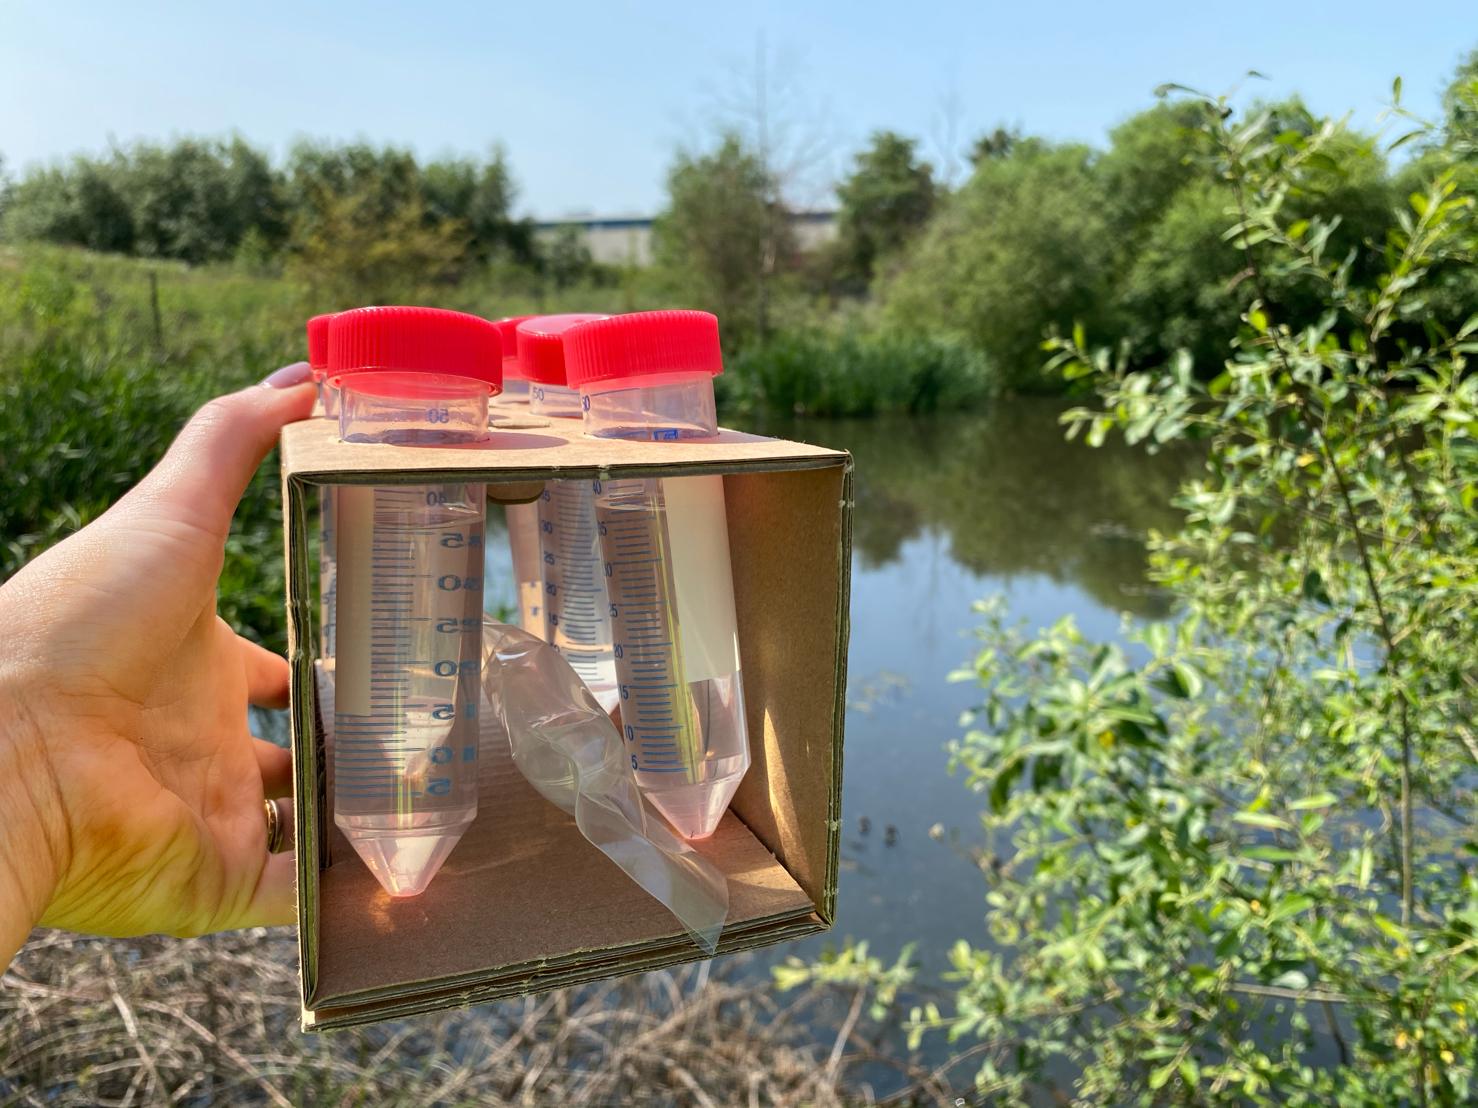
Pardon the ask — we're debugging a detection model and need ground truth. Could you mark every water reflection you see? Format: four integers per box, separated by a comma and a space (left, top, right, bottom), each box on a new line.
752, 400, 1196, 618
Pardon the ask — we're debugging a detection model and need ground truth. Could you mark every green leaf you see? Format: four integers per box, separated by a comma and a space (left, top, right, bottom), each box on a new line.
989, 756, 1024, 815
1288, 793, 1337, 811
1374, 916, 1405, 942
1179, 1056, 1200, 1089
771, 963, 811, 991
1266, 894, 1315, 923
1388, 129, 1428, 155
1357, 847, 1374, 889
1171, 661, 1204, 699
1234, 811, 1292, 831
1149, 1061, 1177, 1090
1301, 570, 1332, 607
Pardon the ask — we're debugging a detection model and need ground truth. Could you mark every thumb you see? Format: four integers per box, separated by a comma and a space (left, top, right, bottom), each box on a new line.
123, 363, 317, 543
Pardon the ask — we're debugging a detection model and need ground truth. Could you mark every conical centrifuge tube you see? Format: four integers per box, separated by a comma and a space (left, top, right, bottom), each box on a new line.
325, 306, 501, 897
564, 310, 750, 839
504, 314, 620, 711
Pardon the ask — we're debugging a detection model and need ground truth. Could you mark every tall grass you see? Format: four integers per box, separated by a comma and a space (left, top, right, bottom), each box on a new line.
0, 246, 308, 649
720, 329, 996, 418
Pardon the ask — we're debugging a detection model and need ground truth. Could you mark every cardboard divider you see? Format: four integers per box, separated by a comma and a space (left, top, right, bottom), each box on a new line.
725, 467, 851, 918
280, 417, 852, 1029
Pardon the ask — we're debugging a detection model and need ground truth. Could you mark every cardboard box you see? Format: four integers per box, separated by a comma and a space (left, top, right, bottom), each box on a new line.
279, 416, 852, 1030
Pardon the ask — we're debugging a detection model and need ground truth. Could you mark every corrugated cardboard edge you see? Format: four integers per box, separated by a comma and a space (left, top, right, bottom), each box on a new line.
825, 461, 855, 923
281, 462, 322, 1005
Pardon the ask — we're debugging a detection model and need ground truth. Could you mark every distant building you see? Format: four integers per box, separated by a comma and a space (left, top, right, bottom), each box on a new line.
533, 210, 838, 268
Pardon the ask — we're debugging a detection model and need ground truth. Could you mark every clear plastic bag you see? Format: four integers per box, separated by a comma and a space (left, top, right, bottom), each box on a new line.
480, 618, 729, 953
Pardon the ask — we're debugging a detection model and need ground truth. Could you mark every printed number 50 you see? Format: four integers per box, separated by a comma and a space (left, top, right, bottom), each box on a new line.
427, 407, 450, 423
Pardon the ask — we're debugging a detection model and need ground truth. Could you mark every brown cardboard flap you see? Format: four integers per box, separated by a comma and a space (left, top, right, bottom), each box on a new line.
311, 700, 815, 1009
304, 912, 828, 1030
725, 466, 851, 919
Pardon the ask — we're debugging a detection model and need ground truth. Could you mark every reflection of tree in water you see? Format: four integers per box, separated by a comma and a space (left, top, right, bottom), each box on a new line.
750, 402, 1197, 618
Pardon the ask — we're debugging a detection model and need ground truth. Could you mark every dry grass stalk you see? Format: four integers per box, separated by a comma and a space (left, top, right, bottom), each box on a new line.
0, 930, 888, 1107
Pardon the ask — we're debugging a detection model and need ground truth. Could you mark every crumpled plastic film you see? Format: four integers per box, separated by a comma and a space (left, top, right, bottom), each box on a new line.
480, 617, 729, 953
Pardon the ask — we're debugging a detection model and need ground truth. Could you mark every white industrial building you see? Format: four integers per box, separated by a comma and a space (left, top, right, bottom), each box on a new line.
534, 210, 838, 268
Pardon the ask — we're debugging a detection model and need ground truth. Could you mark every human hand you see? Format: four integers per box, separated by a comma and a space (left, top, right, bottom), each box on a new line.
0, 363, 317, 966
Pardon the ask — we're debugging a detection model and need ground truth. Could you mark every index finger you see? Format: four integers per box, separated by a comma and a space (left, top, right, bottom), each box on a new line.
121, 364, 317, 546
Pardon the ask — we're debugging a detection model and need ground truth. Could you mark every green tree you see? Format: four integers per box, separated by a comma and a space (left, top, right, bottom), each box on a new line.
1112, 177, 1242, 368
2, 138, 285, 264
1441, 47, 1478, 149
1392, 54, 1478, 327
1097, 102, 1205, 254
422, 150, 534, 264
834, 130, 937, 286
287, 185, 466, 305
881, 139, 1112, 388
969, 126, 1020, 165
283, 141, 421, 246
2, 157, 136, 254
282, 141, 471, 301
120, 136, 285, 263
1107, 99, 1394, 370
653, 133, 791, 343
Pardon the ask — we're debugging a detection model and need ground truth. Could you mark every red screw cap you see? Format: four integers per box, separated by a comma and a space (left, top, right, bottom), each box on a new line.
564, 310, 723, 390
327, 306, 502, 391
516, 314, 610, 386
306, 313, 334, 378
490, 315, 533, 380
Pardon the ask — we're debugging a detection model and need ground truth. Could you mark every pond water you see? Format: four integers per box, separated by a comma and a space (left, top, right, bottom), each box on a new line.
742, 400, 1195, 979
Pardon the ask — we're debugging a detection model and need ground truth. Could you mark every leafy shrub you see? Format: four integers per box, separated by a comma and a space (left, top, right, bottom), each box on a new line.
880, 140, 1114, 390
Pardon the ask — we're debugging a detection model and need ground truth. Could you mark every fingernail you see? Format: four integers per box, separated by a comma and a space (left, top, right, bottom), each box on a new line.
260, 361, 314, 389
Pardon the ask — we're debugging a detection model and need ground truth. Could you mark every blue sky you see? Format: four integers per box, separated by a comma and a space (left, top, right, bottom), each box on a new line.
2, 1, 1473, 219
